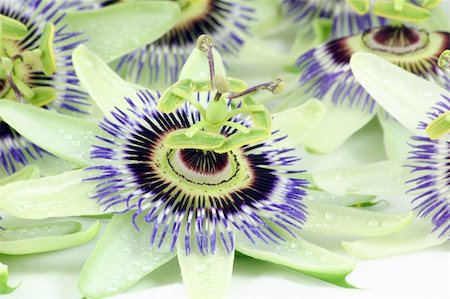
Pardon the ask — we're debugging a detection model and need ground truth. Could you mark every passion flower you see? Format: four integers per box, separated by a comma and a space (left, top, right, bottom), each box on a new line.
282, 24, 449, 155
0, 0, 87, 174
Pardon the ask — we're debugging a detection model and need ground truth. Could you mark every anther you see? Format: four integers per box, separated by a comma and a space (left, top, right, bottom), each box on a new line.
438, 49, 450, 71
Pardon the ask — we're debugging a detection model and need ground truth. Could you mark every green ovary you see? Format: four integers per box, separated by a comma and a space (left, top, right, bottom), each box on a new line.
0, 14, 56, 106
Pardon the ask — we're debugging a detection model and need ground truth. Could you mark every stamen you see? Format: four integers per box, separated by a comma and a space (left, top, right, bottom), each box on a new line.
425, 110, 450, 140
196, 34, 215, 87
228, 79, 285, 100
438, 49, 450, 71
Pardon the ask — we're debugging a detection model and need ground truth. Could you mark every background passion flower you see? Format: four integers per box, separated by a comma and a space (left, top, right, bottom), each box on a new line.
0, 0, 87, 175
67, 0, 256, 87
277, 24, 450, 156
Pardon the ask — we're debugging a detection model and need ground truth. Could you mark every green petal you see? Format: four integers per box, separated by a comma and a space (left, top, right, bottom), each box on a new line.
72, 45, 141, 116
177, 242, 234, 299
377, 113, 412, 160
0, 263, 17, 295
0, 170, 101, 219
0, 221, 81, 241
313, 160, 413, 196
304, 200, 413, 237
306, 190, 375, 206
272, 99, 325, 147
179, 48, 226, 82
0, 165, 39, 187
350, 52, 450, 133
342, 220, 447, 258
65, 2, 180, 63
0, 221, 100, 255
79, 213, 176, 299
0, 100, 103, 167
302, 101, 375, 154
235, 233, 355, 288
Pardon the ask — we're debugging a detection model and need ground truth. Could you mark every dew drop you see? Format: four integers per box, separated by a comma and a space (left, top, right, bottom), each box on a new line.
324, 212, 335, 220
304, 251, 312, 257
290, 243, 298, 249
126, 274, 136, 281
195, 264, 207, 273
16, 204, 26, 213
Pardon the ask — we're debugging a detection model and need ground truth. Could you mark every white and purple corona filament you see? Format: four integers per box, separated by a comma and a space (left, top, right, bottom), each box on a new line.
295, 25, 450, 113
282, 0, 387, 39
86, 90, 308, 254
0, 0, 88, 174
407, 95, 450, 238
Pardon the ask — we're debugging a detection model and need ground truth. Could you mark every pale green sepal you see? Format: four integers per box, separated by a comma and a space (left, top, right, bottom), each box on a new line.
313, 160, 413, 196
425, 110, 450, 139
235, 233, 355, 288
78, 213, 176, 299
179, 48, 226, 83
177, 241, 234, 299
0, 263, 17, 294
65, 2, 180, 62
0, 100, 103, 167
377, 113, 412, 160
0, 14, 28, 40
0, 165, 39, 187
0, 170, 102, 219
304, 200, 413, 237
342, 220, 447, 258
350, 52, 450, 133
272, 99, 325, 148
302, 101, 375, 154
306, 190, 375, 206
72, 45, 140, 116
0, 221, 100, 255
373, 1, 430, 22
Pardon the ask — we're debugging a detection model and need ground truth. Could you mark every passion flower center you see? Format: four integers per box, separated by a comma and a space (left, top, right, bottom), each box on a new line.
174, 0, 211, 30
362, 25, 429, 55
168, 149, 237, 184
0, 15, 57, 105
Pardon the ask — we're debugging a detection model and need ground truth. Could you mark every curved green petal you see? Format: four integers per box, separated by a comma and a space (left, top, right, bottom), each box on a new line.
0, 221, 100, 255
78, 213, 176, 299
272, 99, 325, 148
65, 2, 180, 62
306, 190, 375, 206
0, 263, 17, 295
0, 221, 81, 241
350, 52, 450, 133
0, 170, 101, 219
313, 160, 413, 196
73, 45, 141, 116
235, 232, 355, 288
342, 220, 447, 258
0, 101, 103, 167
304, 200, 413, 237
378, 113, 413, 160
0, 165, 39, 187
302, 99, 375, 154
177, 242, 234, 299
